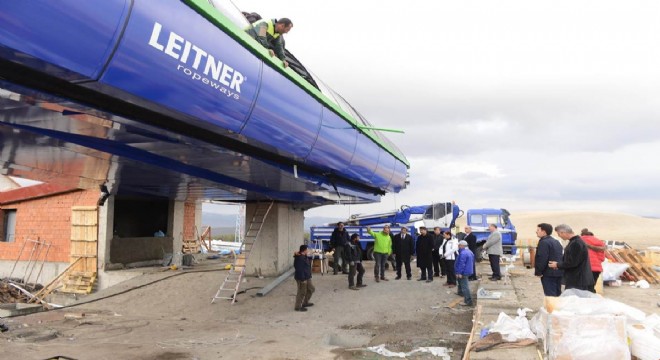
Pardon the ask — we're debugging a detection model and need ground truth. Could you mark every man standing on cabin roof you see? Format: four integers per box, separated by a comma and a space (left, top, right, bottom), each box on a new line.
246, 18, 293, 68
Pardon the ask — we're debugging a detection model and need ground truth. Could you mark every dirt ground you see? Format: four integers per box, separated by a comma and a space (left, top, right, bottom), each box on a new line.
0, 260, 476, 360
1, 215, 658, 360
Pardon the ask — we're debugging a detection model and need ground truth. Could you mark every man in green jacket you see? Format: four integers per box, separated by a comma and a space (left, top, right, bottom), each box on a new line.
367, 225, 393, 282
247, 18, 293, 68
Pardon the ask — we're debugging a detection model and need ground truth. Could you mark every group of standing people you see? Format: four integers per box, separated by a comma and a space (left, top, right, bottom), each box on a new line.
535, 223, 605, 296
415, 227, 460, 286
368, 225, 476, 306
294, 222, 479, 310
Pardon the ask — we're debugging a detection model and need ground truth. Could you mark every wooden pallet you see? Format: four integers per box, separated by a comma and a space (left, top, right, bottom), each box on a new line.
61, 271, 97, 294
182, 239, 200, 254
606, 249, 659, 284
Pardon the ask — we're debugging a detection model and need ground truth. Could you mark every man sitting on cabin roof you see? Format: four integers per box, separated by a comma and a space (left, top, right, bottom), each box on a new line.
246, 17, 293, 68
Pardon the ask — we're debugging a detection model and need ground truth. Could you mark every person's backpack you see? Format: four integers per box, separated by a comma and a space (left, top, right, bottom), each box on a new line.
242, 11, 262, 24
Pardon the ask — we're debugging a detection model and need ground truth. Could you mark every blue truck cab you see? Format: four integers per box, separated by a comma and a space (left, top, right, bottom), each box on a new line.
466, 208, 517, 254
309, 202, 461, 260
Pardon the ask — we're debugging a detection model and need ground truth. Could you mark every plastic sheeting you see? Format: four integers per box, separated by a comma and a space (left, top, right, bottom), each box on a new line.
601, 260, 629, 281
628, 314, 660, 360
366, 344, 451, 359
488, 308, 536, 342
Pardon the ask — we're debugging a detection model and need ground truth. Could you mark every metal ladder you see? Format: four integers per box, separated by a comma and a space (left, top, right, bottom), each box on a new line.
212, 201, 274, 304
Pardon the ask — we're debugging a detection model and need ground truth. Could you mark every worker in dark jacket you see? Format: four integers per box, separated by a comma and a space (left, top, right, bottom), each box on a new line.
246, 18, 293, 67
330, 222, 350, 275
293, 245, 314, 311
431, 227, 444, 277
343, 233, 366, 290
415, 227, 434, 282
534, 223, 564, 296
549, 224, 594, 292
464, 226, 479, 280
392, 227, 414, 280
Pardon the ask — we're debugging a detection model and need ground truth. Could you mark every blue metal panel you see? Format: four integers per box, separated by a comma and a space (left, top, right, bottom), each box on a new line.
99, 0, 261, 133
0, 0, 130, 80
305, 108, 358, 174
388, 160, 408, 192
348, 136, 380, 184
241, 64, 322, 160
370, 149, 396, 190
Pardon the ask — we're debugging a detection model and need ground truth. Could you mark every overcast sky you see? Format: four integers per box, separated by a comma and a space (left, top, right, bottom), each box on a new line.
228, 0, 660, 219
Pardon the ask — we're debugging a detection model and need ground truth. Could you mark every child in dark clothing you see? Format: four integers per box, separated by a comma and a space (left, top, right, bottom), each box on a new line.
293, 245, 315, 311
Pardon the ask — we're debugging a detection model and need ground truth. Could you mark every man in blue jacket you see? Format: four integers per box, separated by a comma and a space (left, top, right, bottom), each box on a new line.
455, 240, 475, 306
293, 245, 315, 311
534, 223, 564, 296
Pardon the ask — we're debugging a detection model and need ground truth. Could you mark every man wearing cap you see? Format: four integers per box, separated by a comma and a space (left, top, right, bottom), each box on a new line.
455, 240, 475, 306
293, 245, 315, 311
367, 225, 393, 282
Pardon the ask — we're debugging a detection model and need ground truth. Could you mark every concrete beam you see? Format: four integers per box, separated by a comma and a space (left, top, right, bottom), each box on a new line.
256, 267, 294, 297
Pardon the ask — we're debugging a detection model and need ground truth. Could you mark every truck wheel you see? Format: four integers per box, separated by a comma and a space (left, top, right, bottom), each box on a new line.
366, 245, 374, 261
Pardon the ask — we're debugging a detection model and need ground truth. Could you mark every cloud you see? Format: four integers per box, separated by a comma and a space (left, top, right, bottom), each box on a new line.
234, 0, 660, 217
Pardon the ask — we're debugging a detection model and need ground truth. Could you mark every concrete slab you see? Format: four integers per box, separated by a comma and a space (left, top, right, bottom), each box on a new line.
0, 303, 44, 318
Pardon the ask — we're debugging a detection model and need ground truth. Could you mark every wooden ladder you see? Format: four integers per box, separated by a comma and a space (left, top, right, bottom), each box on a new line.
212, 201, 274, 304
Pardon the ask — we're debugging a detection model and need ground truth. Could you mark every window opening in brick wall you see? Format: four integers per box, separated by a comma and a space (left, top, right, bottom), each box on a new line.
2, 209, 17, 242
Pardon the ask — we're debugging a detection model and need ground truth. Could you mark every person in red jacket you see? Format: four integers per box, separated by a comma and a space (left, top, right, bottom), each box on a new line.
580, 228, 606, 292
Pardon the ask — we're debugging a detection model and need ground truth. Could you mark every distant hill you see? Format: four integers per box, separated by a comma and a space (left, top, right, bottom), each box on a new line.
201, 213, 235, 228
456, 211, 660, 250
202, 212, 340, 235
305, 216, 341, 230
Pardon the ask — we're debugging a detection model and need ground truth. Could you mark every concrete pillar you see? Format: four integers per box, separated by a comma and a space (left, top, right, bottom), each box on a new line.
97, 195, 114, 270
168, 200, 185, 266
194, 201, 203, 231
246, 202, 304, 277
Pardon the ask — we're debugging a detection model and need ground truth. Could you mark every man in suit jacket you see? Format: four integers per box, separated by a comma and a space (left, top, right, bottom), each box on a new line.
415, 227, 435, 282
483, 224, 503, 280
392, 227, 414, 280
463, 226, 478, 280
534, 223, 564, 296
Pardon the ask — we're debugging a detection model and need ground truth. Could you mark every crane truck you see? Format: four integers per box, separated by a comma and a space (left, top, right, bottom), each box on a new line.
309, 202, 517, 260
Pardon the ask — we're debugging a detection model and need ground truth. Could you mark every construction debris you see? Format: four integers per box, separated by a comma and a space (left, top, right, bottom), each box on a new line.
477, 288, 502, 300
0, 281, 29, 303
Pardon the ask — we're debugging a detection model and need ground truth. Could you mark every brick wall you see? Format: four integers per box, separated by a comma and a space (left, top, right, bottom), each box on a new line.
0, 189, 99, 262
183, 201, 197, 239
